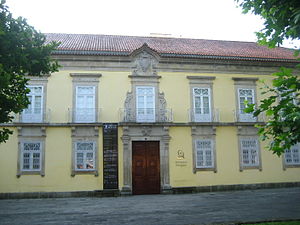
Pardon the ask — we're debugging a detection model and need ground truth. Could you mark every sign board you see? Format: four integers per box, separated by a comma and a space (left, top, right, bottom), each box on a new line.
103, 123, 118, 189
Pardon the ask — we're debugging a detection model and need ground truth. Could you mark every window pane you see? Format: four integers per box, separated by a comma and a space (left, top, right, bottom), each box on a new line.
32, 153, 40, 169
85, 152, 94, 169
23, 153, 30, 169
196, 140, 213, 168
76, 153, 84, 169
33, 87, 42, 94
241, 139, 258, 166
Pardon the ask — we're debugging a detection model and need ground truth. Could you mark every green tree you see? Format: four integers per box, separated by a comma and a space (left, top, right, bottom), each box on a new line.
236, 0, 300, 48
0, 0, 59, 143
236, 0, 300, 155
245, 68, 300, 155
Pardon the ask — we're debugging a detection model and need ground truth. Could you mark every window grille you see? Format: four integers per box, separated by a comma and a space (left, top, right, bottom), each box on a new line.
240, 138, 259, 166
21, 142, 41, 171
195, 139, 214, 168
75, 142, 95, 170
285, 144, 300, 165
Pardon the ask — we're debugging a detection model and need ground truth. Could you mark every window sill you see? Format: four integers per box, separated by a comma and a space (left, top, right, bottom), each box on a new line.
17, 171, 44, 178
240, 166, 262, 171
283, 164, 300, 170
71, 170, 98, 177
194, 167, 217, 173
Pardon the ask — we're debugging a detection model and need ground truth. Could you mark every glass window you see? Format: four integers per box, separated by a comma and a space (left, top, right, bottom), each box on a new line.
75, 86, 96, 122
195, 139, 214, 168
285, 144, 300, 165
22, 86, 43, 122
75, 142, 95, 171
136, 86, 155, 122
193, 88, 211, 122
21, 142, 42, 171
240, 138, 259, 167
238, 88, 256, 122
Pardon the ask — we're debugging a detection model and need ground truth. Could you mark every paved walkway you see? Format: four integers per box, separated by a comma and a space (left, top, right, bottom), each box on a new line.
0, 187, 300, 225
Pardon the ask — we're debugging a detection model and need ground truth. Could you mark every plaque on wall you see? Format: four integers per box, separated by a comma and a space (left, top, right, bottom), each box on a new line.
103, 123, 118, 189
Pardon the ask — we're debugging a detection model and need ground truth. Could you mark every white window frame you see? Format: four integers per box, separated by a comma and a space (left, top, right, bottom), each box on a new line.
284, 144, 300, 166
136, 86, 155, 123
193, 87, 212, 122
20, 141, 42, 172
75, 86, 96, 123
22, 86, 44, 123
195, 139, 214, 169
74, 141, 96, 171
240, 138, 260, 168
238, 88, 256, 122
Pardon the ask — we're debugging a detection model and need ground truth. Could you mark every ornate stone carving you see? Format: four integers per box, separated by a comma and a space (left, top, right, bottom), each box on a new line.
124, 92, 134, 122
158, 92, 167, 110
124, 91, 133, 109
132, 51, 157, 76
141, 126, 152, 136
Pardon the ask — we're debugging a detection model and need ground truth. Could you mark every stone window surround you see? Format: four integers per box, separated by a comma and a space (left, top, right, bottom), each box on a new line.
70, 73, 102, 123
23, 75, 49, 123
237, 126, 262, 171
232, 77, 258, 122
121, 125, 171, 194
187, 76, 216, 122
17, 127, 46, 177
191, 126, 217, 173
71, 127, 99, 177
125, 75, 168, 122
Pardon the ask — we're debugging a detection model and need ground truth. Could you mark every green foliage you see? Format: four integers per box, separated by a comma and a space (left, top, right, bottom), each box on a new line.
236, 0, 300, 48
0, 0, 59, 143
246, 68, 300, 155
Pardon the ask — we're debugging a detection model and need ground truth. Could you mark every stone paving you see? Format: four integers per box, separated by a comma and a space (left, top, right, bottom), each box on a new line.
0, 187, 300, 225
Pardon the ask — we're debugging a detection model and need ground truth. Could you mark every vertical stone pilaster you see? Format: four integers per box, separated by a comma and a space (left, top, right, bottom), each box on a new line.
121, 127, 132, 194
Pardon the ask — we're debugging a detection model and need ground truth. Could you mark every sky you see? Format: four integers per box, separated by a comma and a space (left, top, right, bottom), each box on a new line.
5, 0, 300, 48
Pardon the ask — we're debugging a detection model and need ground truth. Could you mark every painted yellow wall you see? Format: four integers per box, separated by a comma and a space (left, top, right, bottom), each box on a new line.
169, 126, 300, 188
0, 128, 104, 193
45, 70, 275, 124
160, 72, 274, 123
0, 69, 299, 194
47, 70, 130, 123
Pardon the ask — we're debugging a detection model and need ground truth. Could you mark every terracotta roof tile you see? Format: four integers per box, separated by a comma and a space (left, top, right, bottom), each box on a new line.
45, 33, 297, 61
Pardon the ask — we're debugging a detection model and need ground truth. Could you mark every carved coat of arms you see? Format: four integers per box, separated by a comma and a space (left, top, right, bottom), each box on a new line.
133, 51, 157, 76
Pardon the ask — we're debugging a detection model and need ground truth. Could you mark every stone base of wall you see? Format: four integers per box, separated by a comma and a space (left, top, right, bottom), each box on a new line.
172, 182, 300, 194
0, 189, 120, 199
1, 182, 300, 199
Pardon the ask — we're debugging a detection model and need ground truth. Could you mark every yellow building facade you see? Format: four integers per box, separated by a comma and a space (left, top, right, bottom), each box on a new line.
0, 34, 299, 198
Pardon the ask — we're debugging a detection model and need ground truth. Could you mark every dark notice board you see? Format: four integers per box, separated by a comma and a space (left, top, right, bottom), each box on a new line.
103, 123, 118, 189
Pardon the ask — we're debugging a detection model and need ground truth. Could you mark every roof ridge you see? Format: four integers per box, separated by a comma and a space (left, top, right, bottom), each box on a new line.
45, 32, 267, 45
44, 33, 296, 61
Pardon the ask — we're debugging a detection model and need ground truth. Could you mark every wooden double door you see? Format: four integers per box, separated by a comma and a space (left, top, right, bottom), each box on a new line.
132, 141, 160, 195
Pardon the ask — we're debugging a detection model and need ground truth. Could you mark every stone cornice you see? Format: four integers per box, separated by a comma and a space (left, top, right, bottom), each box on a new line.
186, 76, 216, 80
232, 77, 259, 82
70, 73, 102, 77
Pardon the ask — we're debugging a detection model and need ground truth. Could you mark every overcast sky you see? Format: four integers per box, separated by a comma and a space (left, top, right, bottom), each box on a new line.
5, 0, 300, 48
